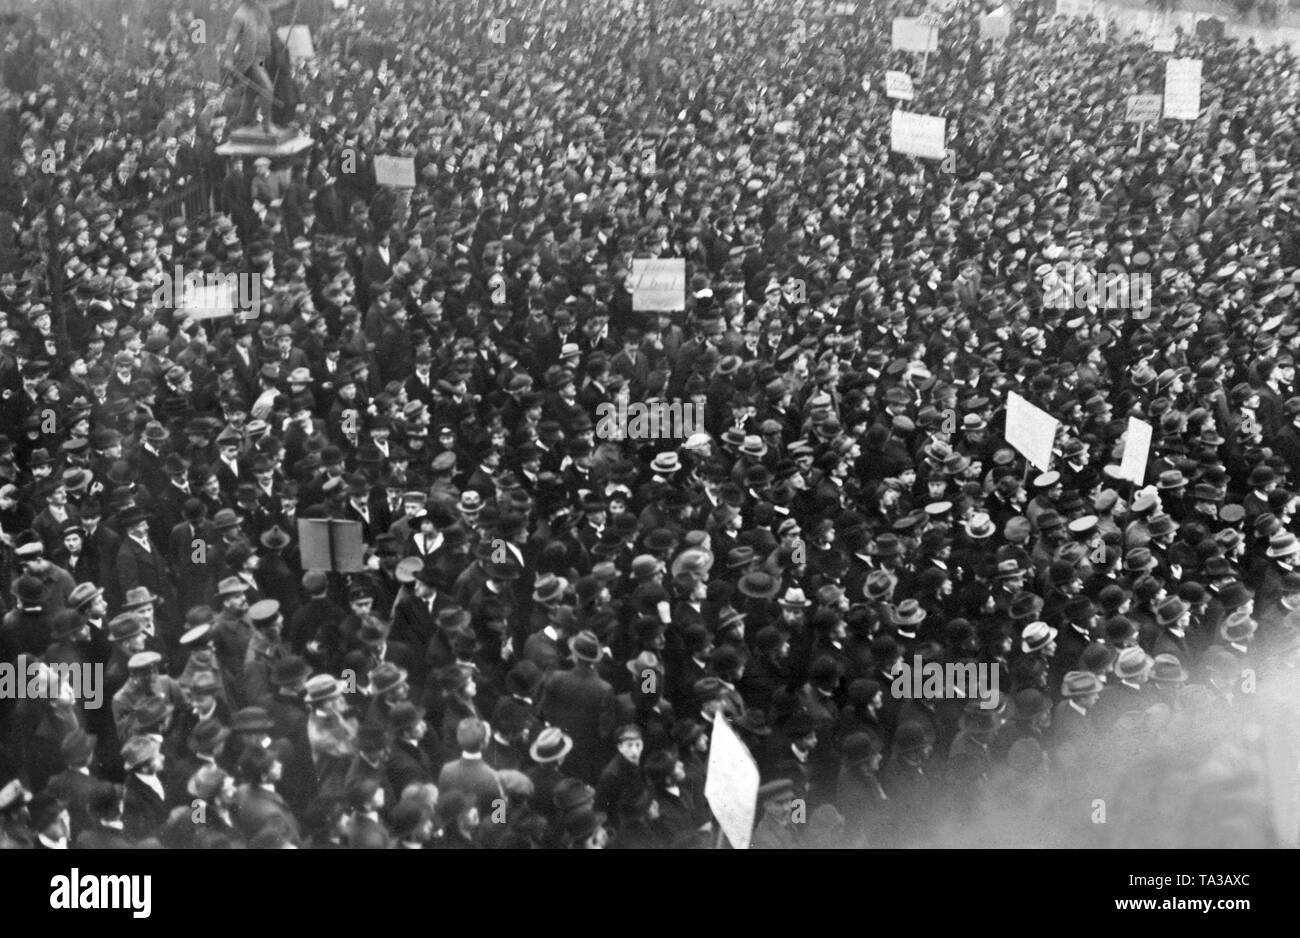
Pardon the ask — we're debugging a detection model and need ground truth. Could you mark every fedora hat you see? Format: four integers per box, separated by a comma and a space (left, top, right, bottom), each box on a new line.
962, 512, 995, 539
1020, 621, 1058, 654
650, 451, 681, 475
1114, 646, 1153, 681
778, 587, 811, 608
670, 547, 714, 579
1061, 670, 1104, 698
569, 630, 602, 662
1152, 653, 1188, 684
864, 569, 896, 600
369, 662, 409, 696
737, 571, 780, 600
1155, 597, 1188, 626
1268, 532, 1300, 558
532, 573, 569, 604
67, 582, 103, 611
304, 674, 342, 705
1220, 608, 1258, 643
529, 727, 574, 764
891, 599, 926, 627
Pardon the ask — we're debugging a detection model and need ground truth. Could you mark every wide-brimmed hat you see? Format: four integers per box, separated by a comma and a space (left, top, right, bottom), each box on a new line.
1061, 670, 1103, 698
1219, 608, 1258, 643
891, 599, 926, 627
737, 571, 780, 599
533, 573, 569, 604
369, 662, 409, 696
864, 569, 896, 600
962, 512, 995, 539
529, 727, 574, 764
1020, 621, 1058, 654
304, 674, 342, 705
778, 587, 811, 608
650, 451, 681, 475
568, 630, 602, 662
1114, 646, 1153, 681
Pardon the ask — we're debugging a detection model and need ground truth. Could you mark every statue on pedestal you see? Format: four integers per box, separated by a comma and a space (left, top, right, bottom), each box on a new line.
222, 0, 297, 137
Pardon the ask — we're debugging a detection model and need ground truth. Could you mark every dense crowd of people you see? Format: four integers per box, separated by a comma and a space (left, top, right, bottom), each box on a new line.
0, 0, 1298, 849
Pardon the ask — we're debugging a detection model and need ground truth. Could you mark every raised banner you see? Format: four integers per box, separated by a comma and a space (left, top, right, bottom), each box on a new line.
632, 258, 687, 311
1005, 392, 1060, 472
704, 712, 761, 850
884, 70, 915, 101
892, 16, 939, 52
1119, 417, 1154, 484
1125, 94, 1163, 123
890, 109, 947, 160
373, 155, 416, 187
1164, 57, 1202, 121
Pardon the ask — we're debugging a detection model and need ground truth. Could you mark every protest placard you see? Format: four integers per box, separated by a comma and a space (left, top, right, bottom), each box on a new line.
705, 712, 761, 850
892, 17, 938, 52
1005, 392, 1059, 472
980, 12, 1011, 41
297, 519, 366, 573
884, 70, 915, 101
373, 155, 416, 187
632, 259, 686, 311
1152, 33, 1176, 52
276, 25, 315, 63
890, 109, 946, 160
1119, 417, 1154, 485
1164, 57, 1202, 121
1125, 94, 1163, 123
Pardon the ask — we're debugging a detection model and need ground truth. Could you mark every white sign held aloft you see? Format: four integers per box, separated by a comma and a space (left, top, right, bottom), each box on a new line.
1005, 392, 1060, 472
892, 16, 938, 52
1119, 417, 1154, 484
884, 71, 915, 101
704, 712, 761, 850
890, 109, 946, 160
1125, 94, 1163, 123
1164, 57, 1202, 121
373, 155, 416, 187
632, 259, 687, 311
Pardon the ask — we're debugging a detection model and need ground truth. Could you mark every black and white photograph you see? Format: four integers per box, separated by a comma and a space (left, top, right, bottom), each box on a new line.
0, 0, 1287, 899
